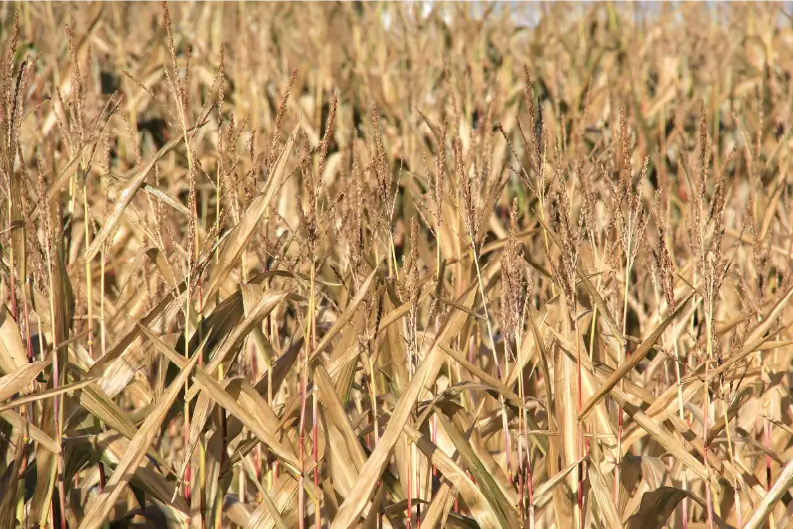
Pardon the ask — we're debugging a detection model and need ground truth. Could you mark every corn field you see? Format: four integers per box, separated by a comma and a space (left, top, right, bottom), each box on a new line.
0, 2, 792, 528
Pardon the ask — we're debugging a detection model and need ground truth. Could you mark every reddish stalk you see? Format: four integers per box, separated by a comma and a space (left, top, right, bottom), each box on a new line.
407, 441, 413, 529
575, 310, 584, 529
298, 265, 315, 529
313, 313, 319, 529
298, 347, 308, 529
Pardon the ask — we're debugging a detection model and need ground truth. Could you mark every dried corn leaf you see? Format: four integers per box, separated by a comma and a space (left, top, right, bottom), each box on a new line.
77, 342, 198, 529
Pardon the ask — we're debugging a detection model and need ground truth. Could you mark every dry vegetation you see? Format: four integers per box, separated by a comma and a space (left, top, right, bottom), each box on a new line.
1, 2, 793, 528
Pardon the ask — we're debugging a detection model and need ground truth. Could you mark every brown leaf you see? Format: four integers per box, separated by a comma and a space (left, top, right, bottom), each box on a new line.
626, 487, 726, 529
77, 348, 199, 529
205, 123, 299, 301
137, 323, 301, 473
330, 279, 478, 528
0, 360, 49, 403
579, 294, 692, 420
